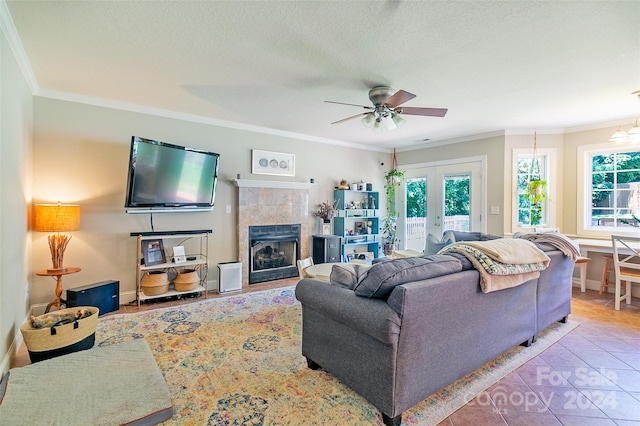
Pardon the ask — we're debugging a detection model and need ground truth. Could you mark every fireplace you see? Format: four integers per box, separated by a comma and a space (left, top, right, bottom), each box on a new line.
249, 224, 300, 284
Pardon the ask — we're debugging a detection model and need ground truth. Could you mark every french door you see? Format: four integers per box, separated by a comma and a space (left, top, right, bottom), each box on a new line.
398, 160, 484, 251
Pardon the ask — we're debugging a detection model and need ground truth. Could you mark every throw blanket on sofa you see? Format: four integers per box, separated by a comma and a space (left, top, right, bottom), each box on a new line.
439, 239, 550, 293
514, 232, 581, 261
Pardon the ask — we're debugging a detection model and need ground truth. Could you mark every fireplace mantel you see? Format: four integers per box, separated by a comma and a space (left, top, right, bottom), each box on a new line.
233, 179, 315, 190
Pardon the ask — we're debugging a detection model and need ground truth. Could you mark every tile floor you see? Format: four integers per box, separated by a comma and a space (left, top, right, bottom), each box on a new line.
440, 288, 640, 425
12, 282, 640, 425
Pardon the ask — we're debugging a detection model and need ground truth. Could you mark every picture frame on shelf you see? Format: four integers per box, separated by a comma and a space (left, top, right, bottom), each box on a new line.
251, 149, 295, 176
142, 239, 166, 266
354, 221, 368, 234
322, 223, 332, 235
172, 245, 187, 263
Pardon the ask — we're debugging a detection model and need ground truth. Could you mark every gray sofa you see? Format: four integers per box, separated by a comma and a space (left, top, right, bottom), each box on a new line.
295, 243, 573, 426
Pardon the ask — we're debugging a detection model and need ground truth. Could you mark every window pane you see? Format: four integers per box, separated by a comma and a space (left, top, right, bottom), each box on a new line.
592, 172, 613, 187
617, 171, 640, 184
592, 154, 614, 172
516, 154, 549, 227
517, 175, 529, 192
588, 149, 640, 230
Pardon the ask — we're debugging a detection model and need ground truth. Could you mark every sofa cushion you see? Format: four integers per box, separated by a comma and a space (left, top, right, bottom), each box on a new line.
424, 231, 456, 254
329, 263, 371, 289
447, 230, 501, 242
437, 252, 475, 270
353, 255, 462, 298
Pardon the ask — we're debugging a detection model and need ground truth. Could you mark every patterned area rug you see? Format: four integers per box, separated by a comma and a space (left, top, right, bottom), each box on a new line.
97, 286, 577, 425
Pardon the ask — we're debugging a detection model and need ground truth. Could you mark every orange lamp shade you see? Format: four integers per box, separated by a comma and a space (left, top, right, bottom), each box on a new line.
34, 204, 80, 232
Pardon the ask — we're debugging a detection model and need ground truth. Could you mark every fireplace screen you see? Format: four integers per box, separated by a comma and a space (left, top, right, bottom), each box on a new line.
249, 224, 300, 284
252, 241, 296, 272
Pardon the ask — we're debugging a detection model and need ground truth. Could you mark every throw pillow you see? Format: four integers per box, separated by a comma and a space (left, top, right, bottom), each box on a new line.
353, 255, 463, 298
329, 263, 371, 290
424, 231, 456, 254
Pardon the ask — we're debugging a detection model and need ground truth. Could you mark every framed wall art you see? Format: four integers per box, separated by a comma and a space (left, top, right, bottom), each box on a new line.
252, 149, 295, 176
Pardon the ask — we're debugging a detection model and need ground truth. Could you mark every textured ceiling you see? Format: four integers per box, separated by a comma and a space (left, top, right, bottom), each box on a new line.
4, 0, 640, 151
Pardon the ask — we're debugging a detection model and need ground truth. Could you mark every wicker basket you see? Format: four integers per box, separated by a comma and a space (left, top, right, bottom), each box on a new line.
173, 269, 199, 292
141, 271, 169, 296
20, 306, 99, 362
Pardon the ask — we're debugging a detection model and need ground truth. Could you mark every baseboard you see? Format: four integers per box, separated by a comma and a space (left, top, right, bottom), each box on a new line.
2, 313, 28, 375
0, 339, 16, 375
29, 283, 217, 317
207, 279, 217, 291
572, 277, 640, 297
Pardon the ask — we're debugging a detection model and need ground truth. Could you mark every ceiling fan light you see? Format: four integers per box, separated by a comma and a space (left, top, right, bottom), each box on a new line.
392, 113, 406, 127
372, 119, 383, 133
610, 129, 628, 142
361, 113, 374, 128
381, 114, 397, 130
627, 123, 640, 135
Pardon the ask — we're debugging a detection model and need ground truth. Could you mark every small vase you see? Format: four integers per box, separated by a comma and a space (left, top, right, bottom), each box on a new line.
383, 243, 397, 256
321, 219, 332, 235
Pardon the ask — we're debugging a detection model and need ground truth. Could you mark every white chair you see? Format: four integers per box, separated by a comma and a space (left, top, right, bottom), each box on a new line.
610, 235, 640, 310
297, 257, 314, 280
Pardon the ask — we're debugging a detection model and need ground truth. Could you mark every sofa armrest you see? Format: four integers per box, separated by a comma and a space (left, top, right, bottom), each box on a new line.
295, 279, 401, 345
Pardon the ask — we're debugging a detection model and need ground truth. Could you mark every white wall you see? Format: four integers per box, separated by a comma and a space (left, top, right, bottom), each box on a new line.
31, 97, 388, 306
0, 29, 33, 373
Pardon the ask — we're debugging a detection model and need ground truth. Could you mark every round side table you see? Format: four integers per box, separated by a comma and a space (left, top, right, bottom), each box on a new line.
36, 267, 81, 313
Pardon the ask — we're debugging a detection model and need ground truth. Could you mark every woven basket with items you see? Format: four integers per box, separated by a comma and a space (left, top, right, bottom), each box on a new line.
20, 306, 99, 362
141, 270, 169, 296
173, 269, 199, 292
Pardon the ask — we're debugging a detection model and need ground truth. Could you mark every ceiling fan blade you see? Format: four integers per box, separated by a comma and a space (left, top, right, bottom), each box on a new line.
324, 100, 374, 110
399, 107, 448, 117
331, 112, 368, 125
381, 89, 416, 108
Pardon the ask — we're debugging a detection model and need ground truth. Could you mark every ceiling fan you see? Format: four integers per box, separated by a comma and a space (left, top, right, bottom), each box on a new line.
325, 86, 448, 131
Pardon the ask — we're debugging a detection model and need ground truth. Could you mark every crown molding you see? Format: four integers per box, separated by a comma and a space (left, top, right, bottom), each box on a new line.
0, 0, 38, 93
34, 88, 389, 153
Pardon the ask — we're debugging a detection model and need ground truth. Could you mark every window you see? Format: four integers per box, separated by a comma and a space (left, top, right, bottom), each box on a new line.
512, 149, 555, 231
586, 149, 640, 230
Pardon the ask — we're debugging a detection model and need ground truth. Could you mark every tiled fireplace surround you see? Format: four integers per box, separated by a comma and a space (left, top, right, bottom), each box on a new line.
236, 180, 313, 286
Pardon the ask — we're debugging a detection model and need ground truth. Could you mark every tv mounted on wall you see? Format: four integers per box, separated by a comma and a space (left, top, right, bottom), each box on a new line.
125, 136, 220, 214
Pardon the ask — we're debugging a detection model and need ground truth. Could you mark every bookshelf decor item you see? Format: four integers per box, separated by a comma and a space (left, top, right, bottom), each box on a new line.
173, 245, 187, 263
142, 239, 166, 266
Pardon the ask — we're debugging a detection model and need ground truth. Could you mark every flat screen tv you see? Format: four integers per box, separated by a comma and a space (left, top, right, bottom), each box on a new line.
125, 136, 220, 213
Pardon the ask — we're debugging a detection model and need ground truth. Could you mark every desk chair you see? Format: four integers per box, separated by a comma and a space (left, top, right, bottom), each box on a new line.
611, 235, 640, 310
297, 257, 314, 280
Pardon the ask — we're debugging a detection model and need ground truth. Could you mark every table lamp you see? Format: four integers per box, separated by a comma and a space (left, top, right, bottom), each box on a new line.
34, 203, 80, 272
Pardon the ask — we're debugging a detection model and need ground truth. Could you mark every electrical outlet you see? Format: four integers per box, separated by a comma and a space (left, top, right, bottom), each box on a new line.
226, 205, 231, 214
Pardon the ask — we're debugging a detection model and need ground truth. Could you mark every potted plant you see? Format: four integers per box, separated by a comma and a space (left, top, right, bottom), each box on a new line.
525, 179, 547, 226
313, 200, 338, 223
382, 168, 405, 255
